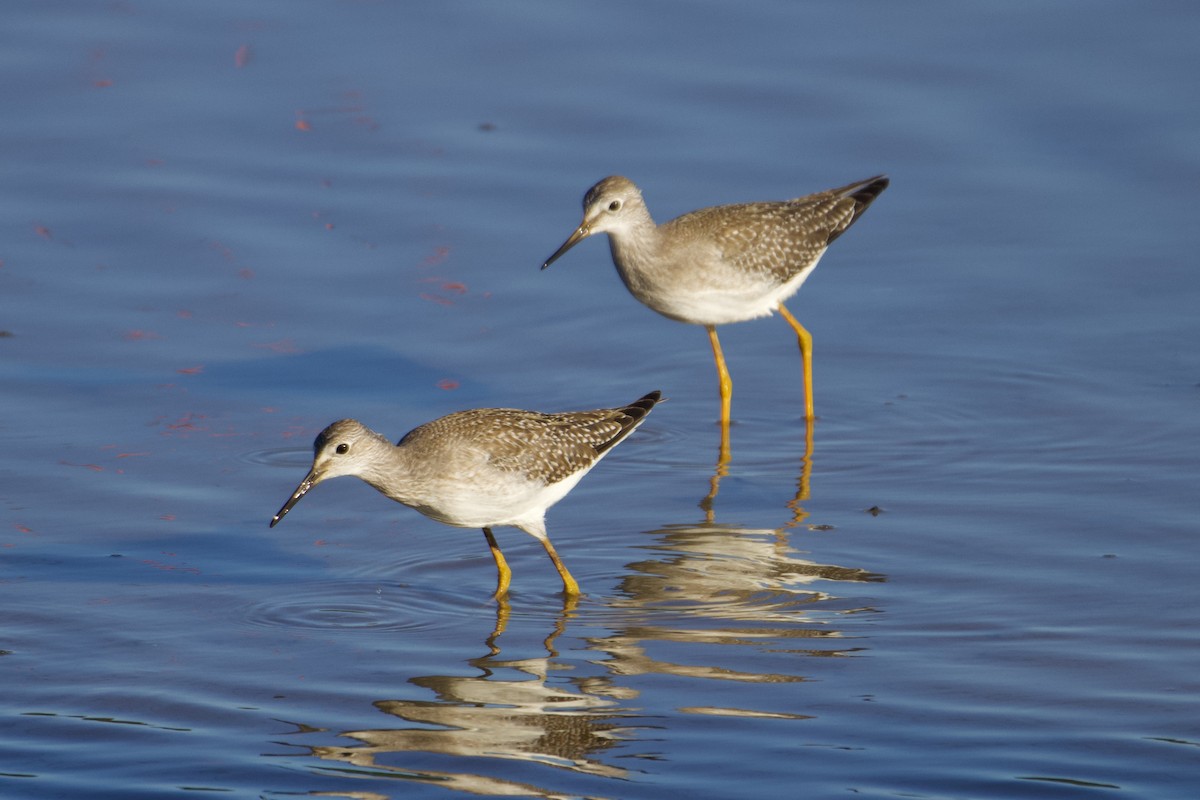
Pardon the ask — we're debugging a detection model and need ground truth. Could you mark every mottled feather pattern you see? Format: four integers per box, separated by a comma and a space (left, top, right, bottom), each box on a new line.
663, 176, 887, 283
397, 391, 660, 486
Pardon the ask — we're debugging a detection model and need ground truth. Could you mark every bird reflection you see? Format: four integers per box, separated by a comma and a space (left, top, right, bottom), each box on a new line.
704, 417, 814, 526
486, 594, 575, 656
595, 508, 885, 688
299, 606, 631, 797
621, 523, 880, 608
603, 386, 883, 690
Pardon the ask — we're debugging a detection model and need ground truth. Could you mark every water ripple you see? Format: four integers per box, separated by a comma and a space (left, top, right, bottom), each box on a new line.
241, 580, 471, 633
238, 446, 311, 468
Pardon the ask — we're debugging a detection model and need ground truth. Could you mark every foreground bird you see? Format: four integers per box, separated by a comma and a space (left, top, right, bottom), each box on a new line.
270, 391, 662, 598
542, 175, 888, 426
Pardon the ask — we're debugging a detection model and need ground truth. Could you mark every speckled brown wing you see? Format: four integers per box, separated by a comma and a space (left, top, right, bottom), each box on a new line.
401, 391, 661, 487
666, 176, 888, 284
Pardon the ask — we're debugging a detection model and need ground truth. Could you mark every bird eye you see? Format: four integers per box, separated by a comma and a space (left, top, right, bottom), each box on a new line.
608, 200, 622, 212
336, 443, 349, 455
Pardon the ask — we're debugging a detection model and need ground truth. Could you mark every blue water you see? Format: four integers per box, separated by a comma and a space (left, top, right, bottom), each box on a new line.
3, 1, 1199, 798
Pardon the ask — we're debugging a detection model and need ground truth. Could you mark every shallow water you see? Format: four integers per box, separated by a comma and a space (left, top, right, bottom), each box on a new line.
3, 1, 1199, 798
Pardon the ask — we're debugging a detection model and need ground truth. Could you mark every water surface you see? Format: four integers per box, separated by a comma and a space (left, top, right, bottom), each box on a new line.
3, 2, 1198, 798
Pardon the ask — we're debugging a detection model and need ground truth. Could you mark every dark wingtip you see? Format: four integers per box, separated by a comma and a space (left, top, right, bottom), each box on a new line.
593, 390, 663, 456
625, 390, 663, 421
850, 175, 889, 207
825, 175, 889, 244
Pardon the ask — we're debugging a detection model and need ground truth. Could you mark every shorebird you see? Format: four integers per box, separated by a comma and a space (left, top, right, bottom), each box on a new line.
542, 175, 887, 427
270, 391, 662, 598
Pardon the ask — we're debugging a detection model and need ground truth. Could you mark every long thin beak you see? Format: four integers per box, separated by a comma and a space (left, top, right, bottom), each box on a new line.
270, 469, 320, 527
541, 224, 590, 270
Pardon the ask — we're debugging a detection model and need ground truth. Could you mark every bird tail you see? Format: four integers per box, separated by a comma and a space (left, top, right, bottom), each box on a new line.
828, 175, 889, 243
595, 390, 662, 455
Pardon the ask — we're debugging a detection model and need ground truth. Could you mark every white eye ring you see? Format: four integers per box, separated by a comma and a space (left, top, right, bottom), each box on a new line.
336, 443, 350, 455
607, 200, 622, 212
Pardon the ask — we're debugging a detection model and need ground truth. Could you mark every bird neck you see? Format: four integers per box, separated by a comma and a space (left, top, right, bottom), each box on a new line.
607, 211, 661, 279
356, 439, 415, 504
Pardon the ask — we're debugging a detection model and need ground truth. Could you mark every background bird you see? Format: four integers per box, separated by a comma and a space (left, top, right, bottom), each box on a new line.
543, 176, 888, 432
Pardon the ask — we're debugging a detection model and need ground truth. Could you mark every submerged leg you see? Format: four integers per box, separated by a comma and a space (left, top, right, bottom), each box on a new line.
539, 536, 580, 597
700, 447, 730, 524
482, 527, 512, 600
706, 325, 734, 460
486, 597, 511, 655
777, 303, 815, 420
520, 519, 580, 596
786, 416, 815, 528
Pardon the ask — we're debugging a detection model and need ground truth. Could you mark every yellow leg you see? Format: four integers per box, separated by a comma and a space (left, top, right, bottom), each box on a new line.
777, 303, 815, 420
706, 325, 733, 461
483, 527, 512, 600
538, 537, 580, 597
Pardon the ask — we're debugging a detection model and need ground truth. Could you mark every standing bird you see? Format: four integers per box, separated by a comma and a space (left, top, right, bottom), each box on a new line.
542, 176, 887, 428
270, 391, 661, 598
